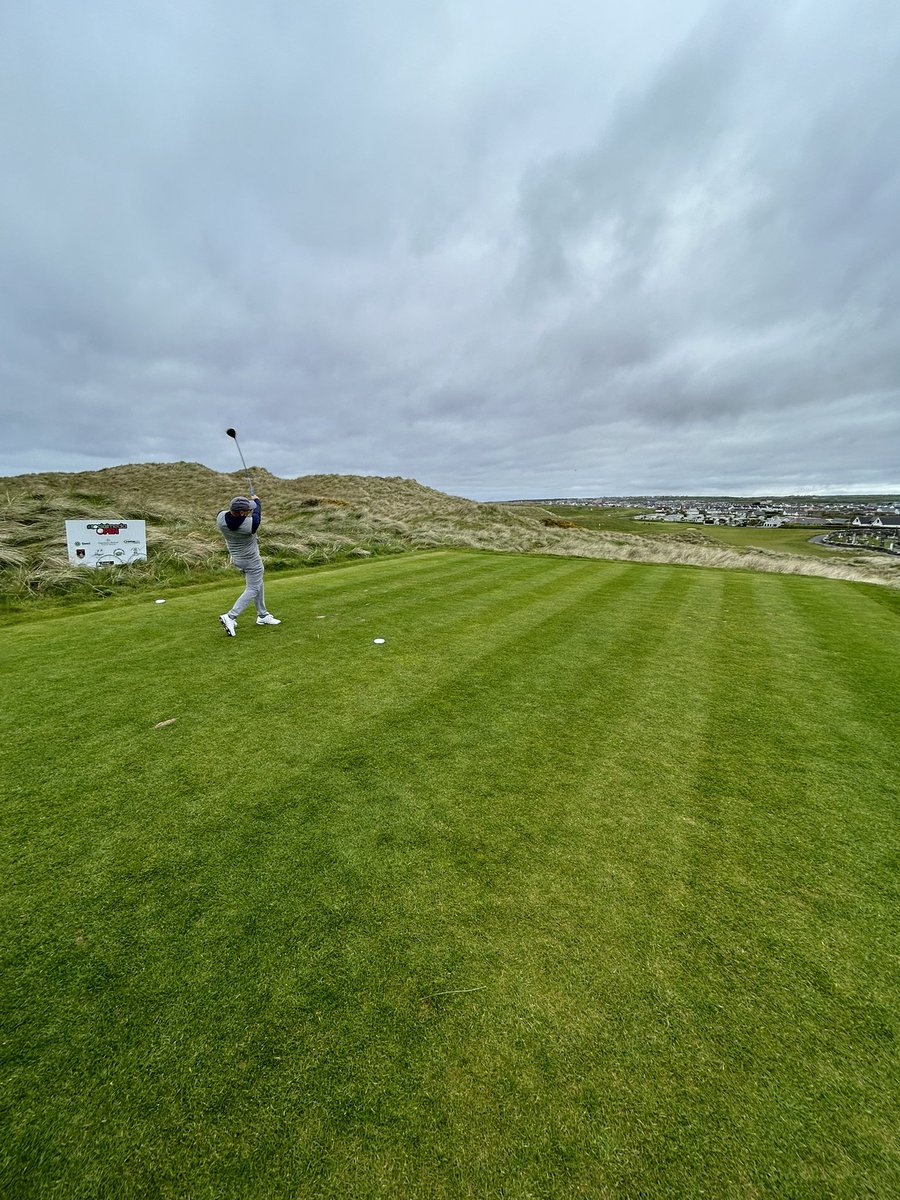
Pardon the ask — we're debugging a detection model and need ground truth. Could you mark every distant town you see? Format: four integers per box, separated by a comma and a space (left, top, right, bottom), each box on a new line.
509, 496, 900, 554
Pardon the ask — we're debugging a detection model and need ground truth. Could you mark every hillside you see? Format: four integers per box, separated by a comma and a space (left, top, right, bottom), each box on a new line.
1, 462, 897, 607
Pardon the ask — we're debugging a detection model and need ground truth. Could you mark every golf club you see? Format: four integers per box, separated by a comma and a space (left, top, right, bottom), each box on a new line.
225, 427, 254, 496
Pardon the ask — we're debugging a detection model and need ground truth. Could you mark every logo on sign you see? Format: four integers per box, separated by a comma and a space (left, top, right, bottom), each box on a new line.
86, 522, 127, 535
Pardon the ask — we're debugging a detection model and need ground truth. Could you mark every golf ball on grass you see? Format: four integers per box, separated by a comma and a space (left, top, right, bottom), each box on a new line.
373, 638, 385, 644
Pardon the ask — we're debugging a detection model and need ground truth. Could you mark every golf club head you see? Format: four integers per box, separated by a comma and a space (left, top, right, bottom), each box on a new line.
226, 428, 237, 438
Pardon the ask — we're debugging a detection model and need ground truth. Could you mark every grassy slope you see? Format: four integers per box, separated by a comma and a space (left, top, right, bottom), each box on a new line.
3, 552, 899, 1198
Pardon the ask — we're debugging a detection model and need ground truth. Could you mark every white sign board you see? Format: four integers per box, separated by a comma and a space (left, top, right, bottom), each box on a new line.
65, 520, 147, 567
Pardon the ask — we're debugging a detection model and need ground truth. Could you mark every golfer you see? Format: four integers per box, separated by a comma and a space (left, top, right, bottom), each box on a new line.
216, 495, 281, 636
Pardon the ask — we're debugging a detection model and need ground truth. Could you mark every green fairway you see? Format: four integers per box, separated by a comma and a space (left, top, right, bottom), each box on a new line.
3, 551, 899, 1198
541, 504, 652, 533
670, 522, 853, 559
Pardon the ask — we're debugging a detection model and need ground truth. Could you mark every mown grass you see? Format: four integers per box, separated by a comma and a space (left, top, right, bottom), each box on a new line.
2, 551, 899, 1198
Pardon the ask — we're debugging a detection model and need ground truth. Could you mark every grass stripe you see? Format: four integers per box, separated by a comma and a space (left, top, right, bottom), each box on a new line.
2, 553, 898, 1198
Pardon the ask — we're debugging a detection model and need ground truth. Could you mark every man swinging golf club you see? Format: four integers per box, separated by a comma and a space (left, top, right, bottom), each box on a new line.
216, 494, 281, 635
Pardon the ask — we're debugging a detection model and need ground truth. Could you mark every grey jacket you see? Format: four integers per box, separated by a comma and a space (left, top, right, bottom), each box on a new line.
216, 499, 262, 566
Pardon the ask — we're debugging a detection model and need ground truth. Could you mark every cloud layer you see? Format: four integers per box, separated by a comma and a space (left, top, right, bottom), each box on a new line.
2, 0, 899, 497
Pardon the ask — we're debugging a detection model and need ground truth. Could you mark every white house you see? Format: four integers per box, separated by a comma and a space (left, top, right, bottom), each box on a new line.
852, 513, 900, 529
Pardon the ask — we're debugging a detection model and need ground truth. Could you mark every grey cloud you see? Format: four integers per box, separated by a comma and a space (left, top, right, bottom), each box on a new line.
1, 1, 899, 497
515, 3, 764, 292
490, 0, 900, 487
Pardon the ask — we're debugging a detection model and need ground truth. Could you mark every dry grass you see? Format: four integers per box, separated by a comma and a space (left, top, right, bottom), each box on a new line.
1, 462, 897, 604
537, 525, 900, 585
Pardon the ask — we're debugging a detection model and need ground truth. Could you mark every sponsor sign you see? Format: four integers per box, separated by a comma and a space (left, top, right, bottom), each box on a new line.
65, 520, 147, 567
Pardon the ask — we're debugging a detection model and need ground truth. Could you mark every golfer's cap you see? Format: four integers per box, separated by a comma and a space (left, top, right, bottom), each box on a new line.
230, 496, 253, 512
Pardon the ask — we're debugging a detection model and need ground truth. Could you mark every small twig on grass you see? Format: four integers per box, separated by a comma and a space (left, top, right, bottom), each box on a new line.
422, 985, 487, 999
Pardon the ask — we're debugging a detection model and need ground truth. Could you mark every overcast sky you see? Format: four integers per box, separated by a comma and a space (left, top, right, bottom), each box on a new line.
2, 0, 898, 499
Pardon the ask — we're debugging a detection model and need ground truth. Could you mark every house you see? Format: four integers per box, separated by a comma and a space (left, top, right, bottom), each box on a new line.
851, 513, 900, 529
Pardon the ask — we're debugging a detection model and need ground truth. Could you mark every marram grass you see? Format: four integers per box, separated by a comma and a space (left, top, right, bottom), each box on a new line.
2, 550, 899, 1199
1, 463, 897, 609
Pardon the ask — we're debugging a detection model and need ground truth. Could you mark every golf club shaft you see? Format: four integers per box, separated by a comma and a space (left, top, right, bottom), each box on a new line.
232, 436, 254, 496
